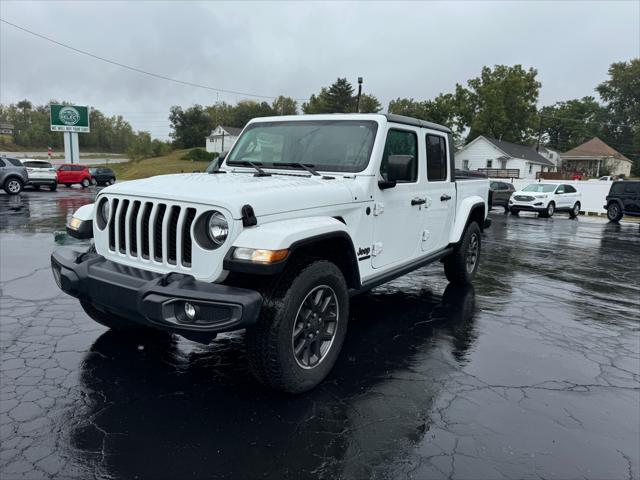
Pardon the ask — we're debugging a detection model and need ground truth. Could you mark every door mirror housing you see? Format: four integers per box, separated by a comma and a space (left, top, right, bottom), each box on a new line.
378, 155, 415, 190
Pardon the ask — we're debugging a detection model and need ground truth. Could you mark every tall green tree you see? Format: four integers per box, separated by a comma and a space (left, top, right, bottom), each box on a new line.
272, 96, 298, 115
596, 58, 640, 174
539, 97, 608, 151
357, 93, 382, 113
388, 94, 460, 140
169, 104, 214, 148
455, 65, 541, 143
303, 78, 359, 113
232, 100, 274, 128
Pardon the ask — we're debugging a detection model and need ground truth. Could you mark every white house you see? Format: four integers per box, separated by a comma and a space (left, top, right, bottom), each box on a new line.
455, 135, 556, 179
205, 125, 242, 153
537, 146, 561, 169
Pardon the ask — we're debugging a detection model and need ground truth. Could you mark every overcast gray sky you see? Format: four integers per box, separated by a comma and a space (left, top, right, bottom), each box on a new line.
1, 1, 639, 139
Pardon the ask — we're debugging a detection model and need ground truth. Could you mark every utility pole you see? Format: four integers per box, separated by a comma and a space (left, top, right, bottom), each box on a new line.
356, 77, 363, 113
536, 114, 543, 152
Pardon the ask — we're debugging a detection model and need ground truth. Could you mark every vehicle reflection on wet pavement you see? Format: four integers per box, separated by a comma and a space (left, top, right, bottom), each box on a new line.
1, 189, 639, 479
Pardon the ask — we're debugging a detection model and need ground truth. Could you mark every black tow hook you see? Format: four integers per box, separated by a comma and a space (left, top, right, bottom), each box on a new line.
158, 272, 191, 287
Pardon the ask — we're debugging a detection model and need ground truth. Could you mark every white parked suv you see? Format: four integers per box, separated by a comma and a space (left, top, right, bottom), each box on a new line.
509, 182, 581, 218
20, 159, 58, 191
52, 114, 490, 393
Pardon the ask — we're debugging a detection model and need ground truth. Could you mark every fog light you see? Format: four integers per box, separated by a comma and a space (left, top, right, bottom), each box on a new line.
184, 302, 197, 320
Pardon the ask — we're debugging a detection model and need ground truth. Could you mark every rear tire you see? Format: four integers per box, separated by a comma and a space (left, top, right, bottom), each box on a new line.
245, 259, 349, 393
607, 202, 623, 223
49, 182, 57, 192
569, 202, 581, 218
444, 221, 481, 285
3, 178, 23, 195
81, 178, 90, 188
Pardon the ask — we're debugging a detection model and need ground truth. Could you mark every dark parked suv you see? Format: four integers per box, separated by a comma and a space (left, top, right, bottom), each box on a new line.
605, 181, 640, 222
0, 157, 29, 195
89, 167, 116, 186
489, 181, 516, 212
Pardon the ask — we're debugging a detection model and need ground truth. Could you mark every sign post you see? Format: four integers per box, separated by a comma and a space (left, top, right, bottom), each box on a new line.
50, 104, 90, 164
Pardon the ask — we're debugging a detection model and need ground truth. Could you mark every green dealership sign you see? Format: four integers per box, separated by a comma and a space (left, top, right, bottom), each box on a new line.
50, 104, 90, 133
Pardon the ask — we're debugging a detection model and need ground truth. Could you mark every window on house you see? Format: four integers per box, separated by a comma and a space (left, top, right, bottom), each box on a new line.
486, 160, 493, 168
463, 160, 469, 170
529, 164, 533, 174
425, 134, 447, 181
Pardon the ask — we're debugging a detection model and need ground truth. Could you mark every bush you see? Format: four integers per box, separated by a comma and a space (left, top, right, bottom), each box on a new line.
181, 148, 219, 162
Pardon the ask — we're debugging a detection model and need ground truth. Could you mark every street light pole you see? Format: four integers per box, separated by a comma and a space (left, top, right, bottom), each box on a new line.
356, 77, 363, 113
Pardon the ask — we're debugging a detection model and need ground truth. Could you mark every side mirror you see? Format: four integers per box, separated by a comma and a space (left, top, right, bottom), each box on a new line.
379, 155, 415, 189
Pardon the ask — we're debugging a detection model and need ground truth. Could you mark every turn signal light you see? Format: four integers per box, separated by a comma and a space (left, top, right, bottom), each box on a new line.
233, 248, 289, 264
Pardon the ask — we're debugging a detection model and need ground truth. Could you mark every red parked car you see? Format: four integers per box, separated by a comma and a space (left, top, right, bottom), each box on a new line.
56, 164, 93, 188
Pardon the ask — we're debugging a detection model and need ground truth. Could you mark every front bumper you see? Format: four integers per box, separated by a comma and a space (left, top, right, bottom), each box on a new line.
509, 202, 546, 212
51, 247, 263, 342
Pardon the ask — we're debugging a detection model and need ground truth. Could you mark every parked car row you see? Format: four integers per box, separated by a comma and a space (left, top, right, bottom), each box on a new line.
0, 156, 116, 194
490, 179, 640, 222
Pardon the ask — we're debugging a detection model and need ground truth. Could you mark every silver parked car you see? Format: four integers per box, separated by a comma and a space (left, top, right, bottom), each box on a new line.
0, 157, 29, 195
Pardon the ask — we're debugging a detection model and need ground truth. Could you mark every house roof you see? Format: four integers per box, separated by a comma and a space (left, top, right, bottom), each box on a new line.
482, 136, 556, 167
561, 137, 632, 163
217, 126, 243, 136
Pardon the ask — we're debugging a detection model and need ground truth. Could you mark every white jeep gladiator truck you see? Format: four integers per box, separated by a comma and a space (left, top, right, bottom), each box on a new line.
52, 114, 490, 393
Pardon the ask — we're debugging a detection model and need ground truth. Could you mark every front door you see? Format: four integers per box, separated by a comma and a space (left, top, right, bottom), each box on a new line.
420, 133, 456, 253
372, 127, 424, 269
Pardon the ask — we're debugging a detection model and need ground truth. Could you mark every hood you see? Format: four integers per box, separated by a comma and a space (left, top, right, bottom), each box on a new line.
102, 172, 358, 219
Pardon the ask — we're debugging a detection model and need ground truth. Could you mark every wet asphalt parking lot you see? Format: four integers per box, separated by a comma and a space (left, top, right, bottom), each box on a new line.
1, 187, 639, 480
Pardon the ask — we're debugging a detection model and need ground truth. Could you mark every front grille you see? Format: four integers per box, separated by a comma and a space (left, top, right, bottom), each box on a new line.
106, 198, 194, 268
514, 195, 535, 202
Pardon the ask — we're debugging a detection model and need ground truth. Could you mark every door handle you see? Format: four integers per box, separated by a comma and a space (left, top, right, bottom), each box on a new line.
440, 194, 452, 201
411, 197, 426, 206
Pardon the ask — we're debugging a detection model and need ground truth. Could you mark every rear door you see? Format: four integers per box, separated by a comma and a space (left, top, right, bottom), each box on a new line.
57, 165, 70, 183
371, 126, 424, 269
623, 182, 640, 214
420, 132, 455, 253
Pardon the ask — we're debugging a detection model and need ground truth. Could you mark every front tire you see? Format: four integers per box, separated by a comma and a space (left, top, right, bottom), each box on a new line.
245, 259, 349, 393
3, 178, 23, 195
81, 178, 90, 188
510, 208, 519, 216
540, 201, 555, 218
444, 221, 481, 285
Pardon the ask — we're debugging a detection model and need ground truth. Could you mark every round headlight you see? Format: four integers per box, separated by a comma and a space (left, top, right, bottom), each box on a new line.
207, 211, 228, 246
101, 200, 110, 222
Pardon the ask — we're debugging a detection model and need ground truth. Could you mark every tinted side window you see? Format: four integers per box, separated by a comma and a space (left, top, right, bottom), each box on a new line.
426, 134, 447, 181
6, 158, 23, 167
624, 183, 639, 194
73, 165, 84, 171
381, 129, 418, 183
611, 182, 625, 194
0, 159, 5, 167
565, 185, 576, 193
556, 185, 565, 194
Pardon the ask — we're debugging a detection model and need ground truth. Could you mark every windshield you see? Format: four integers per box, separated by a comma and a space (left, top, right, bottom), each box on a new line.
225, 120, 378, 173
522, 184, 557, 193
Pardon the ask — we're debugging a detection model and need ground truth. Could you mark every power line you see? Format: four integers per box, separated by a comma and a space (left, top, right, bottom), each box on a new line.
0, 18, 309, 102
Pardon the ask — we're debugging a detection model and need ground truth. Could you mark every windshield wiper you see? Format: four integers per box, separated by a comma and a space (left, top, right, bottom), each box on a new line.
234, 160, 271, 177
273, 162, 320, 176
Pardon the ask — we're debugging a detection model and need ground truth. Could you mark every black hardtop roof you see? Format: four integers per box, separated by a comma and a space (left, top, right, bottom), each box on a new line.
383, 114, 452, 134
